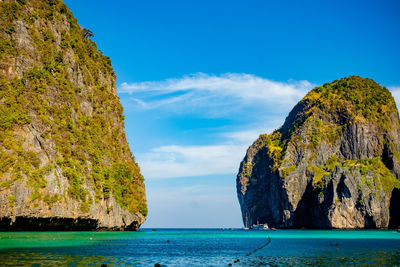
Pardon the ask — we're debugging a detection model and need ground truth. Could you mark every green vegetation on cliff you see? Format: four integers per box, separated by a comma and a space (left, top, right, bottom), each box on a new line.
0, 0, 146, 216
305, 76, 398, 131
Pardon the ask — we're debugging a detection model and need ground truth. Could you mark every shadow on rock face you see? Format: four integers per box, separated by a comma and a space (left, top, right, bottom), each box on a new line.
389, 188, 400, 229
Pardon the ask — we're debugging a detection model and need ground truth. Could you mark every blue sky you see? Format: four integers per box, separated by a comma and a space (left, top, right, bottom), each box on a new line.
65, 0, 400, 228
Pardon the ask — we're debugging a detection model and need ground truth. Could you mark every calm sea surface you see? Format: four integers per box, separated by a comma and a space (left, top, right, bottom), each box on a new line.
0, 229, 399, 266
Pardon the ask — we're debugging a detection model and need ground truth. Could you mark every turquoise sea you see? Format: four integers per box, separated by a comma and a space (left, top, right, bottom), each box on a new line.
0, 229, 399, 266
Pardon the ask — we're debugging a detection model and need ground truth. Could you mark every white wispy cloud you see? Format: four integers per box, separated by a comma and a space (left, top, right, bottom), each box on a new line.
136, 127, 279, 179
119, 73, 313, 113
138, 143, 247, 179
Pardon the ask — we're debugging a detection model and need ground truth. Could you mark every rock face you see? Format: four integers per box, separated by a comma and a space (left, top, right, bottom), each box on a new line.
237, 76, 400, 229
0, 0, 147, 230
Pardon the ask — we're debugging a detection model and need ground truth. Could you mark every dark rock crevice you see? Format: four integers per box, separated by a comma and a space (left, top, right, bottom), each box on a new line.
337, 174, 351, 200
389, 188, 400, 229
381, 143, 394, 171
293, 181, 317, 228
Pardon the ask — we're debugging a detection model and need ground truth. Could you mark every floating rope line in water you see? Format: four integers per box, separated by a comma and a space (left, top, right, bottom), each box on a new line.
228, 236, 272, 266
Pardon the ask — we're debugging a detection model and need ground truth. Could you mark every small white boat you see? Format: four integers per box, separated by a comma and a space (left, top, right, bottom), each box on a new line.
251, 220, 269, 230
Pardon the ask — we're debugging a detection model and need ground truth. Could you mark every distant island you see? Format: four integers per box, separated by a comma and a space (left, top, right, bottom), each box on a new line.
0, 0, 146, 230
237, 76, 400, 229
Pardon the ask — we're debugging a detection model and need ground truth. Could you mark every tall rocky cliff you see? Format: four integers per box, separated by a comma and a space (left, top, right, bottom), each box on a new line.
237, 76, 400, 229
0, 0, 147, 230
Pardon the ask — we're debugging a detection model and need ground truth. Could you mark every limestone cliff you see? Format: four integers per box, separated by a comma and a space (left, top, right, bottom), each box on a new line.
0, 0, 147, 230
237, 76, 400, 229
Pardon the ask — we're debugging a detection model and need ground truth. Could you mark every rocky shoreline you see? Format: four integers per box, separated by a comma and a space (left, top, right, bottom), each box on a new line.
0, 216, 141, 231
